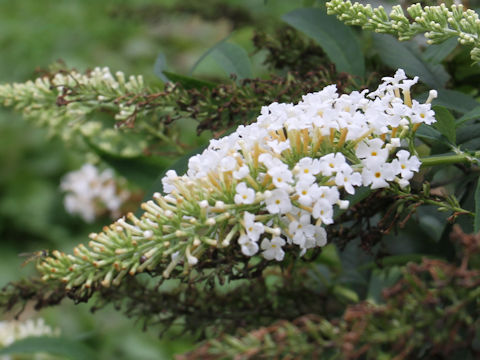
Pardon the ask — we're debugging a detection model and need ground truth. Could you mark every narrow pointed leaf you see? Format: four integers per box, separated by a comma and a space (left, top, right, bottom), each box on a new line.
373, 34, 449, 88
423, 37, 458, 64
0, 336, 95, 360
210, 42, 252, 80
432, 105, 456, 144
283, 8, 365, 78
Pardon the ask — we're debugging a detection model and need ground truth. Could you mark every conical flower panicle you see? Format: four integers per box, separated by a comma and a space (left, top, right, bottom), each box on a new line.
37, 69, 437, 290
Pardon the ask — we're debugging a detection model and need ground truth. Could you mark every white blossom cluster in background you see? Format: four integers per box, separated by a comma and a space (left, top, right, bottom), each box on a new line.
39, 70, 438, 289
0, 318, 59, 360
61, 164, 131, 223
163, 69, 435, 262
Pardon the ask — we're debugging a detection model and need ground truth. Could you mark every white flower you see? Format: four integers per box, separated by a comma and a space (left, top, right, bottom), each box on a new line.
295, 181, 320, 206
411, 100, 436, 125
288, 216, 316, 248
261, 236, 286, 261
162, 170, 178, 193
267, 139, 291, 154
392, 150, 421, 180
233, 165, 250, 180
238, 234, 259, 256
294, 157, 321, 182
356, 138, 389, 168
314, 226, 328, 247
362, 162, 398, 189
268, 165, 293, 190
312, 198, 334, 224
265, 189, 292, 214
60, 164, 130, 223
319, 153, 347, 176
243, 211, 264, 241
334, 168, 362, 195
317, 186, 340, 205
219, 156, 237, 172
234, 182, 255, 205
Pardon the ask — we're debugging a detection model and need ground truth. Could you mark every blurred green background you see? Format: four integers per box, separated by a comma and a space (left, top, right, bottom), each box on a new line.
0, 0, 303, 358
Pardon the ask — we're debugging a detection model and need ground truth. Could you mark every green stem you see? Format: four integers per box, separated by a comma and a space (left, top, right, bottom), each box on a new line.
420, 152, 480, 167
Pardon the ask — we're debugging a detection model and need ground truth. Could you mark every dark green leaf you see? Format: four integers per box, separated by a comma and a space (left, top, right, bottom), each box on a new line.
415, 123, 446, 144
136, 145, 207, 216
153, 53, 169, 83
0, 336, 95, 360
332, 284, 359, 303
84, 136, 169, 189
422, 37, 458, 64
210, 42, 253, 80
456, 123, 480, 145
456, 106, 480, 127
432, 105, 456, 144
434, 89, 479, 114
474, 177, 480, 233
372, 34, 449, 88
367, 267, 402, 304
282, 8, 365, 78
163, 71, 216, 90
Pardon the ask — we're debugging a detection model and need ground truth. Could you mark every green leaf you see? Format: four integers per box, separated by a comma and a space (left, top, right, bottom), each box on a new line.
137, 145, 206, 216
367, 267, 402, 304
432, 105, 456, 144
163, 71, 216, 90
422, 37, 458, 64
84, 136, 169, 189
332, 284, 359, 303
456, 123, 480, 145
282, 8, 365, 78
433, 89, 479, 114
153, 53, 169, 83
0, 336, 95, 360
415, 124, 446, 144
372, 34, 449, 88
210, 42, 253, 80
474, 177, 480, 233
456, 106, 480, 127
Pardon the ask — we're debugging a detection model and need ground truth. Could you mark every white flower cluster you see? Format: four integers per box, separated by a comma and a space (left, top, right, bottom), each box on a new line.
0, 318, 59, 359
163, 69, 435, 261
61, 164, 130, 223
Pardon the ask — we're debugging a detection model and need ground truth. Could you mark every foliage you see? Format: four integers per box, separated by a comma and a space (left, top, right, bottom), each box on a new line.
1, 0, 480, 359
180, 226, 480, 359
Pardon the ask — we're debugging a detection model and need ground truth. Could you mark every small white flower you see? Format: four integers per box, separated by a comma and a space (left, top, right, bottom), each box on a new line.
268, 165, 293, 190
334, 169, 362, 195
295, 181, 320, 206
319, 153, 348, 176
233, 165, 250, 180
219, 156, 237, 172
312, 199, 334, 224
234, 182, 255, 205
362, 162, 398, 189
243, 211, 264, 241
267, 139, 291, 154
356, 138, 389, 168
411, 100, 436, 125
294, 157, 321, 180
265, 189, 292, 214
261, 236, 286, 261
392, 150, 421, 180
314, 226, 328, 247
238, 234, 259, 256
